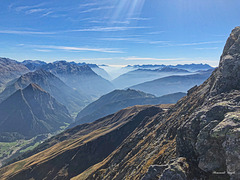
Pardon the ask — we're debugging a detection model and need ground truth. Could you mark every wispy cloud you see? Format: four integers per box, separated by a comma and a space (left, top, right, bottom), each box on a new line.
15, 3, 45, 12
0, 26, 147, 36
128, 17, 151, 21
147, 31, 165, 35
72, 26, 148, 32
175, 41, 223, 46
26, 8, 49, 14
99, 37, 144, 43
111, 20, 130, 24
149, 41, 171, 44
41, 11, 54, 17
34, 49, 52, 52
79, 6, 114, 13
158, 41, 224, 47
195, 47, 219, 50
0, 30, 56, 35
32, 45, 124, 53
79, 3, 99, 8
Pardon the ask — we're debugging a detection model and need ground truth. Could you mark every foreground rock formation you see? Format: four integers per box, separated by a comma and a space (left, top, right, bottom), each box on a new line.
0, 27, 240, 180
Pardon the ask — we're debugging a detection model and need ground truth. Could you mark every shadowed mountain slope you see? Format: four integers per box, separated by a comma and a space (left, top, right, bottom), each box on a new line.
0, 69, 89, 113
0, 105, 162, 180
0, 83, 73, 142
75, 89, 185, 125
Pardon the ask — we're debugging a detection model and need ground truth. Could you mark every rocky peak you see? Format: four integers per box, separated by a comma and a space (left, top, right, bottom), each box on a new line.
209, 26, 240, 95
222, 26, 240, 56
24, 83, 46, 93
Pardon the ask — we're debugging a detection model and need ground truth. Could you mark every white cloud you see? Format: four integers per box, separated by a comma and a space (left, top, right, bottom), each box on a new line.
128, 17, 151, 21
72, 26, 148, 32
79, 3, 99, 8
34, 49, 52, 52
195, 47, 219, 50
147, 31, 165, 35
26, 8, 48, 14
79, 6, 114, 13
158, 41, 224, 47
32, 45, 124, 53
41, 11, 54, 17
0, 30, 56, 35
15, 3, 46, 12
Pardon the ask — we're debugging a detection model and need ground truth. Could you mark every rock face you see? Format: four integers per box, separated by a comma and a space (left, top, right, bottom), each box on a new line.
210, 27, 240, 95
0, 83, 73, 141
75, 89, 185, 125
176, 27, 240, 179
0, 27, 240, 180
0, 58, 29, 91
0, 69, 90, 113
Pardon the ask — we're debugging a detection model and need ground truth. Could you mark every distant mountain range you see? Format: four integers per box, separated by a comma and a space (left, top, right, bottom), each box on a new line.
0, 69, 89, 113
22, 60, 112, 80
0, 58, 29, 92
126, 63, 213, 71
0, 83, 73, 142
112, 67, 192, 89
74, 89, 186, 125
41, 61, 114, 98
130, 69, 214, 96
22, 60, 47, 71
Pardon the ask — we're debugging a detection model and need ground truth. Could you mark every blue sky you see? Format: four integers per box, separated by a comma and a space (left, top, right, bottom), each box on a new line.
0, 0, 240, 66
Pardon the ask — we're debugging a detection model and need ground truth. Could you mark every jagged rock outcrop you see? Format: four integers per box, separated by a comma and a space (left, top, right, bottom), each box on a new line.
176, 27, 240, 179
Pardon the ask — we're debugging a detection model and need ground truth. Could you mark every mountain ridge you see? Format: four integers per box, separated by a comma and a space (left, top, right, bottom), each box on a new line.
41, 61, 114, 97
0, 83, 73, 141
0, 69, 89, 113
130, 69, 213, 96
74, 89, 185, 125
